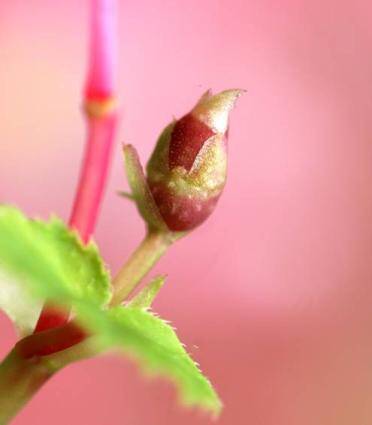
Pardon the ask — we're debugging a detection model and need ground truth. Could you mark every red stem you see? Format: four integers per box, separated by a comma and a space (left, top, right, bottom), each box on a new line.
34, 0, 118, 335
0, 4, 118, 421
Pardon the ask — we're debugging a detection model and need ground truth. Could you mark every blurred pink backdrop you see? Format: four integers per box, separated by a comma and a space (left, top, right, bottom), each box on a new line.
1, 0, 372, 424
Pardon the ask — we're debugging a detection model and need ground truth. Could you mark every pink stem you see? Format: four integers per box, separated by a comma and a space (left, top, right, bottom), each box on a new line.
69, 114, 117, 243
35, 0, 118, 332
71, 0, 118, 242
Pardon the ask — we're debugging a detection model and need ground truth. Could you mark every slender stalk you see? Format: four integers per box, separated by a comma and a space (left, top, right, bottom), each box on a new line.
35, 0, 118, 332
68, 112, 117, 241
70, 0, 118, 240
111, 231, 176, 306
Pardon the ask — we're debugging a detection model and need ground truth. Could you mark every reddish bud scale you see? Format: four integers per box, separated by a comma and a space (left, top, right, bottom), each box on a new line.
169, 114, 215, 171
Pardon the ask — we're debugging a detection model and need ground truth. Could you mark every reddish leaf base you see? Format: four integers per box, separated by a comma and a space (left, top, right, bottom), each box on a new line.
34, 305, 70, 333
18, 322, 87, 359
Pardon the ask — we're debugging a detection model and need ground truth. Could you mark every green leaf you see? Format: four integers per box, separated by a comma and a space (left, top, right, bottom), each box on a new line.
0, 206, 111, 313
31, 217, 111, 305
0, 205, 221, 415
77, 305, 222, 416
127, 275, 165, 309
123, 144, 168, 231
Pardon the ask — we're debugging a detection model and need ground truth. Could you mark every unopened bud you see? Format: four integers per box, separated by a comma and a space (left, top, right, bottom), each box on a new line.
146, 89, 243, 231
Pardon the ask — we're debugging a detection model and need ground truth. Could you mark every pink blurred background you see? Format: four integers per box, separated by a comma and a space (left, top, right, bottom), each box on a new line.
2, 0, 372, 423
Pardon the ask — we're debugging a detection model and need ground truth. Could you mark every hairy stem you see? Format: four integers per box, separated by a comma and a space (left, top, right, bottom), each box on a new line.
111, 231, 176, 306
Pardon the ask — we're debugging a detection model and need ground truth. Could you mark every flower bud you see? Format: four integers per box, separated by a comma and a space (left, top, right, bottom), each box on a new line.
146, 89, 243, 231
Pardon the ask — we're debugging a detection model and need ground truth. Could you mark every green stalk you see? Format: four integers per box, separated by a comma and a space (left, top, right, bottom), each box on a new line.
110, 230, 176, 306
